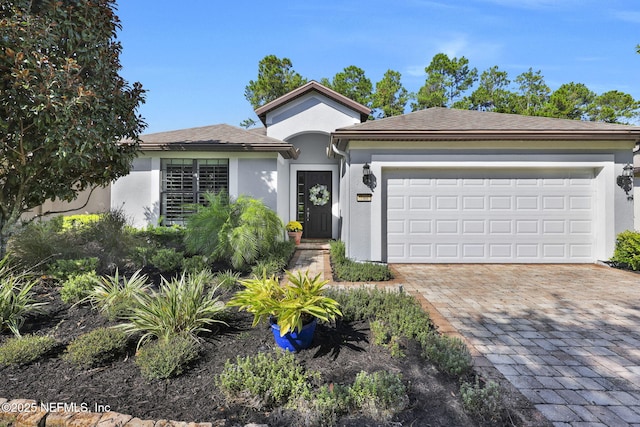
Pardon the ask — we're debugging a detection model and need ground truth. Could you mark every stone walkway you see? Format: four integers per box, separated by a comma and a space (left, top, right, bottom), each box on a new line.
288, 246, 640, 427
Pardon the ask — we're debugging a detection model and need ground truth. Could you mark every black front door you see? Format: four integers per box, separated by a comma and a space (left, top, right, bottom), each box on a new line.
296, 171, 332, 238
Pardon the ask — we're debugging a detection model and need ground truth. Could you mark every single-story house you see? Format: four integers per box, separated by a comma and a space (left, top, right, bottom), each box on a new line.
109, 80, 640, 264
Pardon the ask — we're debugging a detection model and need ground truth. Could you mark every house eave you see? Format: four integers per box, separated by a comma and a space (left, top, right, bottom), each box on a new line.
331, 130, 640, 152
140, 143, 300, 160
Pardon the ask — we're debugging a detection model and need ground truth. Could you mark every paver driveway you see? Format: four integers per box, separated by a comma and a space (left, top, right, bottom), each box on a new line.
395, 264, 640, 427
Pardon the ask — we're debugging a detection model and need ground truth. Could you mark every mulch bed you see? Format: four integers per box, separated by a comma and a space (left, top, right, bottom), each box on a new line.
0, 282, 542, 426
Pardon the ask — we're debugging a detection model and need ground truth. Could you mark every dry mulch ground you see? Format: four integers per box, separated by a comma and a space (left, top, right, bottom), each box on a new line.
0, 282, 547, 426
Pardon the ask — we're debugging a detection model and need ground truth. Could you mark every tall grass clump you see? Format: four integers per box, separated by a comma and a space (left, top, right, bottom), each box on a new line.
184, 193, 284, 270
329, 240, 392, 282
0, 256, 47, 337
118, 271, 227, 347
84, 269, 150, 320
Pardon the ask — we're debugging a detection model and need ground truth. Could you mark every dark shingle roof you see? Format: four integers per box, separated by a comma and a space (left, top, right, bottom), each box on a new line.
331, 108, 640, 149
137, 123, 299, 159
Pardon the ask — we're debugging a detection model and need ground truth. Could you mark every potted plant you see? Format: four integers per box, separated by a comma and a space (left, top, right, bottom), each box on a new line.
286, 220, 303, 245
228, 270, 342, 352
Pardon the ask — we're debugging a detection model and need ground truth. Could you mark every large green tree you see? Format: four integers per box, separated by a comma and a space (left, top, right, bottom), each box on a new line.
0, 0, 146, 255
466, 66, 511, 112
244, 55, 307, 110
589, 90, 639, 124
321, 65, 373, 108
540, 82, 596, 120
371, 69, 409, 118
510, 68, 550, 116
413, 53, 478, 110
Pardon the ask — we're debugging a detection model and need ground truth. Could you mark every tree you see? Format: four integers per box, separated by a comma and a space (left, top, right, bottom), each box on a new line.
467, 66, 512, 112
0, 0, 146, 255
371, 69, 410, 118
540, 82, 595, 120
511, 68, 550, 116
244, 55, 307, 110
322, 65, 373, 108
589, 90, 639, 124
413, 53, 478, 110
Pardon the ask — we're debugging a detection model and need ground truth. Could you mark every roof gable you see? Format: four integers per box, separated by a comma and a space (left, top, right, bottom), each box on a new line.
255, 80, 371, 125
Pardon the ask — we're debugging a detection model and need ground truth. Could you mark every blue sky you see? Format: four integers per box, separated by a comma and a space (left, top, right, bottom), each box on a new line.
115, 0, 640, 134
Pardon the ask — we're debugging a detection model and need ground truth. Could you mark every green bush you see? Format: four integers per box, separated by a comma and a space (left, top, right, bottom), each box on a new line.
460, 377, 502, 423
63, 327, 128, 367
216, 351, 319, 409
84, 269, 150, 320
214, 270, 241, 290
60, 271, 100, 304
150, 248, 184, 273
0, 335, 57, 366
329, 240, 392, 282
421, 332, 472, 376
48, 257, 99, 281
0, 266, 47, 337
7, 220, 73, 271
182, 255, 209, 273
129, 224, 186, 249
349, 370, 408, 421
611, 230, 640, 270
61, 214, 101, 232
184, 193, 284, 270
118, 272, 227, 347
135, 334, 200, 380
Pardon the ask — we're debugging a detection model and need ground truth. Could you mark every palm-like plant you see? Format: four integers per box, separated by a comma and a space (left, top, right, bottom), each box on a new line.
228, 270, 342, 336
184, 193, 284, 270
118, 271, 227, 348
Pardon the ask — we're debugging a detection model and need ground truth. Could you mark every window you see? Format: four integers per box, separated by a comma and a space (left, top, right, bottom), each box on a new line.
161, 159, 229, 225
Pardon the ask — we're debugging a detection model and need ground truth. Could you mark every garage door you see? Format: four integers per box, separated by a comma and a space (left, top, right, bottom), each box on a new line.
386, 168, 596, 263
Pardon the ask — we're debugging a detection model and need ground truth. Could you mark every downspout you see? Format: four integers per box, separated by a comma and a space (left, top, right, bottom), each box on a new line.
330, 137, 349, 248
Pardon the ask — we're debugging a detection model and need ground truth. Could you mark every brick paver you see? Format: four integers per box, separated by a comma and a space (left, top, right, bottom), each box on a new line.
394, 264, 640, 427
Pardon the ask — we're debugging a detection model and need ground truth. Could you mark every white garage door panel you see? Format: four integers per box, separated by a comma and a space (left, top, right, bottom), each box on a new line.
386, 169, 596, 263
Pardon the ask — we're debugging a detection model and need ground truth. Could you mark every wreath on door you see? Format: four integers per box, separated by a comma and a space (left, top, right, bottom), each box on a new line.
309, 184, 330, 206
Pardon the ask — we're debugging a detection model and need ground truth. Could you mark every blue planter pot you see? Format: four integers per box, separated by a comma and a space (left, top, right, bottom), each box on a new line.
270, 317, 317, 352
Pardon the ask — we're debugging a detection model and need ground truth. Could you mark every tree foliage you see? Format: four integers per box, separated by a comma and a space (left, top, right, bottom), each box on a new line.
0, 0, 146, 254
413, 53, 478, 110
372, 69, 410, 118
244, 55, 307, 110
322, 65, 373, 108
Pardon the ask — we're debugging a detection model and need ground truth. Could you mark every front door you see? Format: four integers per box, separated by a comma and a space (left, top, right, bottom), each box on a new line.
296, 171, 332, 238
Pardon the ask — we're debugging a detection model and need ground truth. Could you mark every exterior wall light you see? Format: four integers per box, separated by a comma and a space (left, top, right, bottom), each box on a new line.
617, 163, 634, 201
362, 163, 376, 190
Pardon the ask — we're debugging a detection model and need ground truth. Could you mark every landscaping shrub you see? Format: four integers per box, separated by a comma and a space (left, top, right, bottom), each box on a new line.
48, 257, 99, 281
182, 255, 209, 273
84, 269, 150, 320
184, 193, 284, 270
610, 230, 640, 270
129, 224, 186, 250
214, 270, 241, 290
460, 376, 502, 423
60, 271, 100, 304
135, 334, 201, 380
63, 327, 129, 367
329, 240, 392, 282
421, 332, 472, 376
0, 335, 57, 366
216, 351, 319, 409
61, 214, 101, 232
7, 219, 74, 270
349, 370, 408, 421
119, 272, 227, 347
150, 248, 184, 273
0, 268, 46, 337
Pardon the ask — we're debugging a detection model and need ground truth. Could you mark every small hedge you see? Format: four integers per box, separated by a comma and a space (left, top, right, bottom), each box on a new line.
0, 335, 57, 366
63, 327, 129, 367
136, 335, 200, 380
329, 240, 392, 282
611, 230, 640, 270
